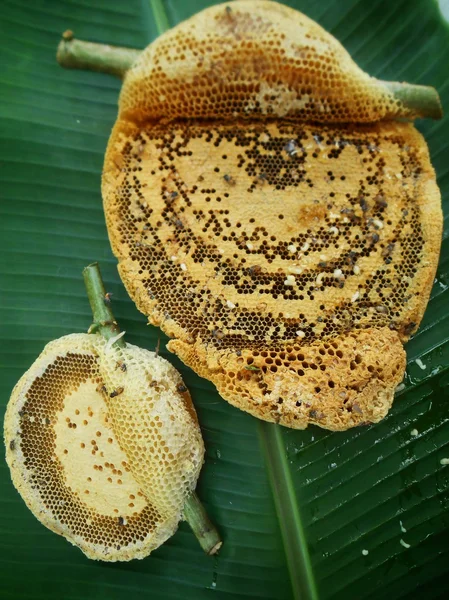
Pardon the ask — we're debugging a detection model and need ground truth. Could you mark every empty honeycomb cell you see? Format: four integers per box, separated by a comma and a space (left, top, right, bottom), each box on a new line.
102, 1, 442, 431
4, 334, 204, 560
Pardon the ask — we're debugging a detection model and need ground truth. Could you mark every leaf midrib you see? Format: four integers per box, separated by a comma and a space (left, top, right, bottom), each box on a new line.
258, 422, 319, 600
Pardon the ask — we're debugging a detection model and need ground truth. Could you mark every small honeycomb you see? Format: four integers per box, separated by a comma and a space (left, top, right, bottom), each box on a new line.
102, 1, 442, 430
4, 334, 204, 560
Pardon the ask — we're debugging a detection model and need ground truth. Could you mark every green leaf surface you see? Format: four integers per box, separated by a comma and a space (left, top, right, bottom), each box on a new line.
1, 1, 448, 599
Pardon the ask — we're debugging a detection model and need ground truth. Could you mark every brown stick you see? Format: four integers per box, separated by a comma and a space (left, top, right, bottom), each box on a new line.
381, 80, 443, 120
57, 31, 140, 79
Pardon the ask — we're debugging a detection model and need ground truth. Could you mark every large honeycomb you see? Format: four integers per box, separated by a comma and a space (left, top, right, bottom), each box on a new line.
102, 1, 442, 431
4, 334, 204, 560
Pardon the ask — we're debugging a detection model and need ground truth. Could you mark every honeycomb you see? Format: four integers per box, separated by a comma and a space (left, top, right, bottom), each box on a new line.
4, 334, 204, 560
102, 1, 442, 430
120, 0, 423, 124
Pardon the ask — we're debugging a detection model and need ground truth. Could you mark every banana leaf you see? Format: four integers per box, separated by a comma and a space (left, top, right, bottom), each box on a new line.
1, 1, 448, 598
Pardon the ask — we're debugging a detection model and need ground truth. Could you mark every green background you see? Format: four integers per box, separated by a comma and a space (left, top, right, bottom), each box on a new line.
1, 1, 448, 598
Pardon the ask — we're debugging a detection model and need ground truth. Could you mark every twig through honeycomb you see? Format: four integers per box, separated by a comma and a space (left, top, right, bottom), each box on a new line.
4, 333, 205, 560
